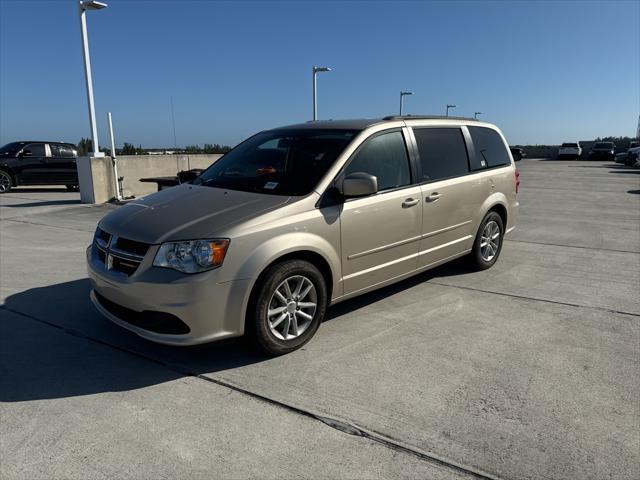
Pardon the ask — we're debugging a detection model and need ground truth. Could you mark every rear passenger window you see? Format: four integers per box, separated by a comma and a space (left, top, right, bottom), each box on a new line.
468, 126, 510, 170
56, 145, 75, 157
413, 128, 469, 182
345, 131, 411, 191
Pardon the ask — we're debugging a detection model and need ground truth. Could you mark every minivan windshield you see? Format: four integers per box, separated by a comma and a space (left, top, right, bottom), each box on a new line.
193, 129, 357, 196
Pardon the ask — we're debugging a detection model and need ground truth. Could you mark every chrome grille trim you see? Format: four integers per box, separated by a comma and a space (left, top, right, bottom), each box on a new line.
93, 228, 149, 276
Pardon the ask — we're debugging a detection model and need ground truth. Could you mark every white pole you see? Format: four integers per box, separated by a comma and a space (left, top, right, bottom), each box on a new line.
107, 112, 121, 200
79, 2, 103, 157
312, 68, 317, 121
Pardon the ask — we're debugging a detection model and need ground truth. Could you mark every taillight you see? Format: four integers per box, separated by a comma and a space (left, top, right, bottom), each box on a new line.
515, 168, 520, 194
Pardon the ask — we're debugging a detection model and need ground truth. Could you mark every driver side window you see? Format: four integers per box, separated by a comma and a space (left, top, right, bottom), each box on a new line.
345, 131, 411, 192
23, 143, 46, 157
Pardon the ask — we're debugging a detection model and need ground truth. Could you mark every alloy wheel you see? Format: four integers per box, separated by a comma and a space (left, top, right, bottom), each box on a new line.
267, 275, 317, 341
0, 171, 11, 193
480, 220, 500, 262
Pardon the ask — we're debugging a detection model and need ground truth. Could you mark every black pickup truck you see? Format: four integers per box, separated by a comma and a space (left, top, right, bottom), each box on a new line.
0, 141, 78, 193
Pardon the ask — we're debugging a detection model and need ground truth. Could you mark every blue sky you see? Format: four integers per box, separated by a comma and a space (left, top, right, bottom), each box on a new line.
1, 0, 638, 148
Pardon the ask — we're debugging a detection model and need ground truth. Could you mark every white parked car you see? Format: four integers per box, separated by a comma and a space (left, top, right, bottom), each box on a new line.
558, 142, 582, 159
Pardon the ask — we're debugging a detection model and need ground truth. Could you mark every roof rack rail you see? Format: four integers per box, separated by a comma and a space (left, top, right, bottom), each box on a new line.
383, 115, 478, 121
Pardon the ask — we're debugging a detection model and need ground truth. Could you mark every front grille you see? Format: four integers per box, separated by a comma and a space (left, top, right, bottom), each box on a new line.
93, 227, 150, 276
95, 292, 191, 335
114, 237, 149, 256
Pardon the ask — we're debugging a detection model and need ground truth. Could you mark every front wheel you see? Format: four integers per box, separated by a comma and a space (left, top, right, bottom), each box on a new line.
248, 259, 328, 355
0, 170, 13, 193
469, 211, 504, 270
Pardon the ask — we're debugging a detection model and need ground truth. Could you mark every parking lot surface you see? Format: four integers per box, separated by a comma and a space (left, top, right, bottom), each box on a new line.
1, 161, 639, 480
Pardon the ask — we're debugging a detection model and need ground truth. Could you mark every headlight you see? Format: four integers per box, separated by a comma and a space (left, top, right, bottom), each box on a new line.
153, 239, 230, 273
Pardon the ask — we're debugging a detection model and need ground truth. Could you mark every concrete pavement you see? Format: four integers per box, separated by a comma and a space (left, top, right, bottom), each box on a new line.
1, 161, 639, 479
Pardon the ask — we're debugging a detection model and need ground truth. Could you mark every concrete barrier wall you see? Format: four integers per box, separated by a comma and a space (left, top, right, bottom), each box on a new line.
117, 154, 222, 197
78, 154, 222, 203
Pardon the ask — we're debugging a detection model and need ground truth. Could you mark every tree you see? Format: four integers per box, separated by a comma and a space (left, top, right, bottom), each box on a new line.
77, 138, 93, 156
203, 143, 232, 154
120, 142, 137, 155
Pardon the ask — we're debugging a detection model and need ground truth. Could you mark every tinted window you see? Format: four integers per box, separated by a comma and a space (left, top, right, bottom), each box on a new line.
50, 144, 76, 157
562, 143, 579, 147
468, 126, 510, 169
413, 128, 469, 181
194, 129, 356, 196
344, 131, 411, 191
23, 143, 46, 156
0, 142, 24, 155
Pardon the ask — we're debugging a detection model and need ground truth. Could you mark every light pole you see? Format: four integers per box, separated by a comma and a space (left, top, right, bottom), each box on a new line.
474, 111, 482, 119
79, 0, 107, 157
399, 91, 413, 115
446, 104, 456, 117
312, 66, 331, 121
107, 112, 122, 200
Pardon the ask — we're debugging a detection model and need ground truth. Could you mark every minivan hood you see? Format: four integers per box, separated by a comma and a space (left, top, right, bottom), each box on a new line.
99, 184, 291, 244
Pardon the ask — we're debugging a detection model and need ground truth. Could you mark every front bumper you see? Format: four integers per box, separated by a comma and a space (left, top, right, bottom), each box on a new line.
87, 246, 251, 346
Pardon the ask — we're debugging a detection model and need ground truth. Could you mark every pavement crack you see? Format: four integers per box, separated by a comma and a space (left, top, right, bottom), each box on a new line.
505, 238, 640, 254
1, 218, 95, 233
1, 304, 502, 480
426, 281, 640, 317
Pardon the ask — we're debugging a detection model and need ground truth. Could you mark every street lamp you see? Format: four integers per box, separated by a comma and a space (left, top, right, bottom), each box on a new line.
312, 66, 331, 121
79, 0, 108, 157
446, 104, 456, 117
399, 91, 413, 115
474, 111, 482, 119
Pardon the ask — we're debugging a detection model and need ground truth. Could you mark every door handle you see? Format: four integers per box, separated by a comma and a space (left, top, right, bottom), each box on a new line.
401, 198, 420, 208
425, 192, 442, 202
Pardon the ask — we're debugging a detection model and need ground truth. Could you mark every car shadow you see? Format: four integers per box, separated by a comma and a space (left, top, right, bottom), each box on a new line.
9, 187, 71, 193
567, 164, 616, 168
1, 260, 471, 403
3, 199, 81, 208
326, 258, 470, 319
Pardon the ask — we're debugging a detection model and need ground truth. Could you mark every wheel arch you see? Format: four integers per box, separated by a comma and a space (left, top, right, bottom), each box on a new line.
488, 202, 507, 228
231, 233, 340, 336
0, 165, 17, 185
245, 248, 334, 308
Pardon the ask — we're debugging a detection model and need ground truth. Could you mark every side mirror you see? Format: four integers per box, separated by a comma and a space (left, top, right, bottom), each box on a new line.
342, 172, 378, 198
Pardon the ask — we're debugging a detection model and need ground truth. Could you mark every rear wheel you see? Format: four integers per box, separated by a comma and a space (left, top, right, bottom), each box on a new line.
0, 170, 13, 193
248, 259, 327, 355
469, 211, 504, 270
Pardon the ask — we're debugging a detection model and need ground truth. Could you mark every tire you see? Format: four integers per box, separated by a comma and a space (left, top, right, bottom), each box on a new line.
469, 211, 504, 270
248, 259, 328, 355
0, 170, 13, 194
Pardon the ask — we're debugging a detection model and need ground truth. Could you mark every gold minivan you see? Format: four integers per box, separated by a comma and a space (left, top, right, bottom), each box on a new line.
87, 116, 519, 354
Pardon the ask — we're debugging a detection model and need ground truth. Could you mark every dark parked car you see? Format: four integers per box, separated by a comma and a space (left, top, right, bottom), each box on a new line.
510, 147, 525, 161
614, 142, 637, 164
588, 142, 616, 161
0, 141, 78, 193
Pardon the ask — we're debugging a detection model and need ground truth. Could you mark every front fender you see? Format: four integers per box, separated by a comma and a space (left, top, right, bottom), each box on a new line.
228, 232, 341, 335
